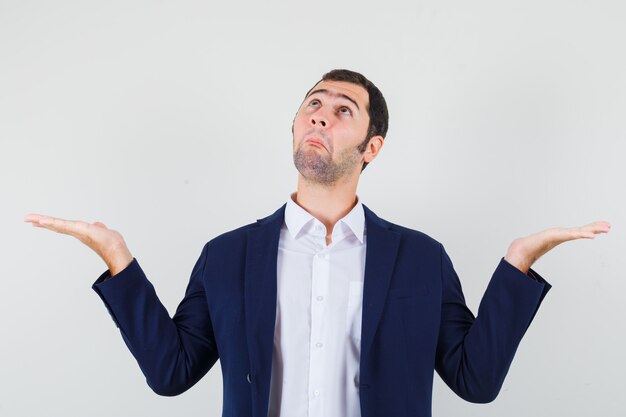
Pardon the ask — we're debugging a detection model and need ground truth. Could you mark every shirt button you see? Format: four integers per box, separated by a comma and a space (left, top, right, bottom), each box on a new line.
313, 390, 320, 397
315, 342, 323, 348
316, 296, 324, 301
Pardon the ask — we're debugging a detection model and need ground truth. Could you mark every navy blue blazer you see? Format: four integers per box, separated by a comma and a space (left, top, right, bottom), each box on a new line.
93, 205, 550, 417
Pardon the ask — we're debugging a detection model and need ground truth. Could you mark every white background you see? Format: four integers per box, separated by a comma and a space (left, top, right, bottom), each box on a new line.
1, 0, 624, 416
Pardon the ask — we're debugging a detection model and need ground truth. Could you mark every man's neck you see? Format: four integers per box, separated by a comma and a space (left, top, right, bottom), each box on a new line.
294, 174, 359, 243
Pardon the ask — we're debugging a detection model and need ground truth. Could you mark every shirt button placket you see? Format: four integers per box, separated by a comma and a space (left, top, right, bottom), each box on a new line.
309, 244, 329, 416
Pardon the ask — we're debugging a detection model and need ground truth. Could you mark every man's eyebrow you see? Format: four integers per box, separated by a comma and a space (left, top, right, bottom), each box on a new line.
306, 88, 360, 111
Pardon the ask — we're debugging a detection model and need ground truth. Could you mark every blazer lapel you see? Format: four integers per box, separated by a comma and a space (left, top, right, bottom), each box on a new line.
244, 205, 285, 417
361, 205, 401, 363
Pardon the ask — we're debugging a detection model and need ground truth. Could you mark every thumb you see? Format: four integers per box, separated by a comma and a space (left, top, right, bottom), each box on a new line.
93, 221, 108, 229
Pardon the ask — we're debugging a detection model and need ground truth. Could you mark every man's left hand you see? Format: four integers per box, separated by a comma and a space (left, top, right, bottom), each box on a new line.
504, 221, 611, 274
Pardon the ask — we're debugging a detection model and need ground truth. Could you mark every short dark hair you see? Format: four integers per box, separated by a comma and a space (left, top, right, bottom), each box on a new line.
307, 69, 389, 171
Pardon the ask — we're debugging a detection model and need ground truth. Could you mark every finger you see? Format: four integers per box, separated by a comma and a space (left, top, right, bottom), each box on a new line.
24, 214, 58, 228
580, 221, 611, 235
36, 216, 87, 237
24, 213, 46, 223
540, 227, 592, 244
93, 221, 108, 229
593, 221, 611, 233
557, 221, 611, 241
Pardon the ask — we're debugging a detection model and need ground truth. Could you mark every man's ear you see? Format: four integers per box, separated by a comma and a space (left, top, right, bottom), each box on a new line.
362, 135, 384, 164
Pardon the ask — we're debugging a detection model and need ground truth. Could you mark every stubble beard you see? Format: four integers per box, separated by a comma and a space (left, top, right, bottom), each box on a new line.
293, 142, 362, 186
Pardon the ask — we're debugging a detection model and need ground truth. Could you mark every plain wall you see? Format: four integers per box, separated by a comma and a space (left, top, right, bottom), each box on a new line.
1, 0, 624, 416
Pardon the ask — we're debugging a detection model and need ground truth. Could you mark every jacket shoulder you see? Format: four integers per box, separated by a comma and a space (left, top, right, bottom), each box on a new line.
364, 204, 442, 250
203, 204, 285, 252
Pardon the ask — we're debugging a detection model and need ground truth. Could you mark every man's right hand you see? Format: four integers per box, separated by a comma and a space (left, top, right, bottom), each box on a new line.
24, 214, 134, 276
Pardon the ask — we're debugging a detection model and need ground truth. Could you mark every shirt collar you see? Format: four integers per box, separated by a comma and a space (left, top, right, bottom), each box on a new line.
284, 193, 365, 244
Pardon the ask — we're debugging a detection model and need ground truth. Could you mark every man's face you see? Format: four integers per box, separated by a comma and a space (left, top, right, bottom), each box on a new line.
292, 80, 371, 185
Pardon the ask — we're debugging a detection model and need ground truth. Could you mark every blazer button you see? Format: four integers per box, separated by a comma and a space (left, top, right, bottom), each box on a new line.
247, 373, 252, 384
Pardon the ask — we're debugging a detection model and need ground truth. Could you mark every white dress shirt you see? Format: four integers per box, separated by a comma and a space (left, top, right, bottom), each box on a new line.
267, 194, 366, 417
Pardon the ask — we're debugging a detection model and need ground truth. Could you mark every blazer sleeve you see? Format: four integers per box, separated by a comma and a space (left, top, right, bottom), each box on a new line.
434, 244, 551, 403
92, 244, 219, 396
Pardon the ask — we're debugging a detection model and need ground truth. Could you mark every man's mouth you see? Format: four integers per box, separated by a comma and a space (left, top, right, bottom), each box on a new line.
304, 137, 329, 152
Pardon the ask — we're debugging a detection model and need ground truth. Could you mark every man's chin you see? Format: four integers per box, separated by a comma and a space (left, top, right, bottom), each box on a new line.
294, 163, 332, 185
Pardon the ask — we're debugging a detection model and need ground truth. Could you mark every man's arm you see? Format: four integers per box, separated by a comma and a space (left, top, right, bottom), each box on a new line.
92, 247, 219, 395
24, 213, 219, 395
435, 250, 550, 403
434, 221, 610, 403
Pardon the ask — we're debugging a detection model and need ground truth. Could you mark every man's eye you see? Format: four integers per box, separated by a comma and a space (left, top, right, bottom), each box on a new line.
309, 99, 320, 107
339, 107, 352, 115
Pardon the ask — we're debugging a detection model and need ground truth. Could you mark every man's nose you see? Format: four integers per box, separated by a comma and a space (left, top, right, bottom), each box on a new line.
310, 112, 329, 128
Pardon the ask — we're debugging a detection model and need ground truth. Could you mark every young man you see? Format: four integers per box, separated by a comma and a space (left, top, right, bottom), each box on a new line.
25, 69, 610, 417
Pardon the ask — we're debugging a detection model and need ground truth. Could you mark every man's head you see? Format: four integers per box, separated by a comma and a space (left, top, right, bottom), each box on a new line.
292, 69, 389, 186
